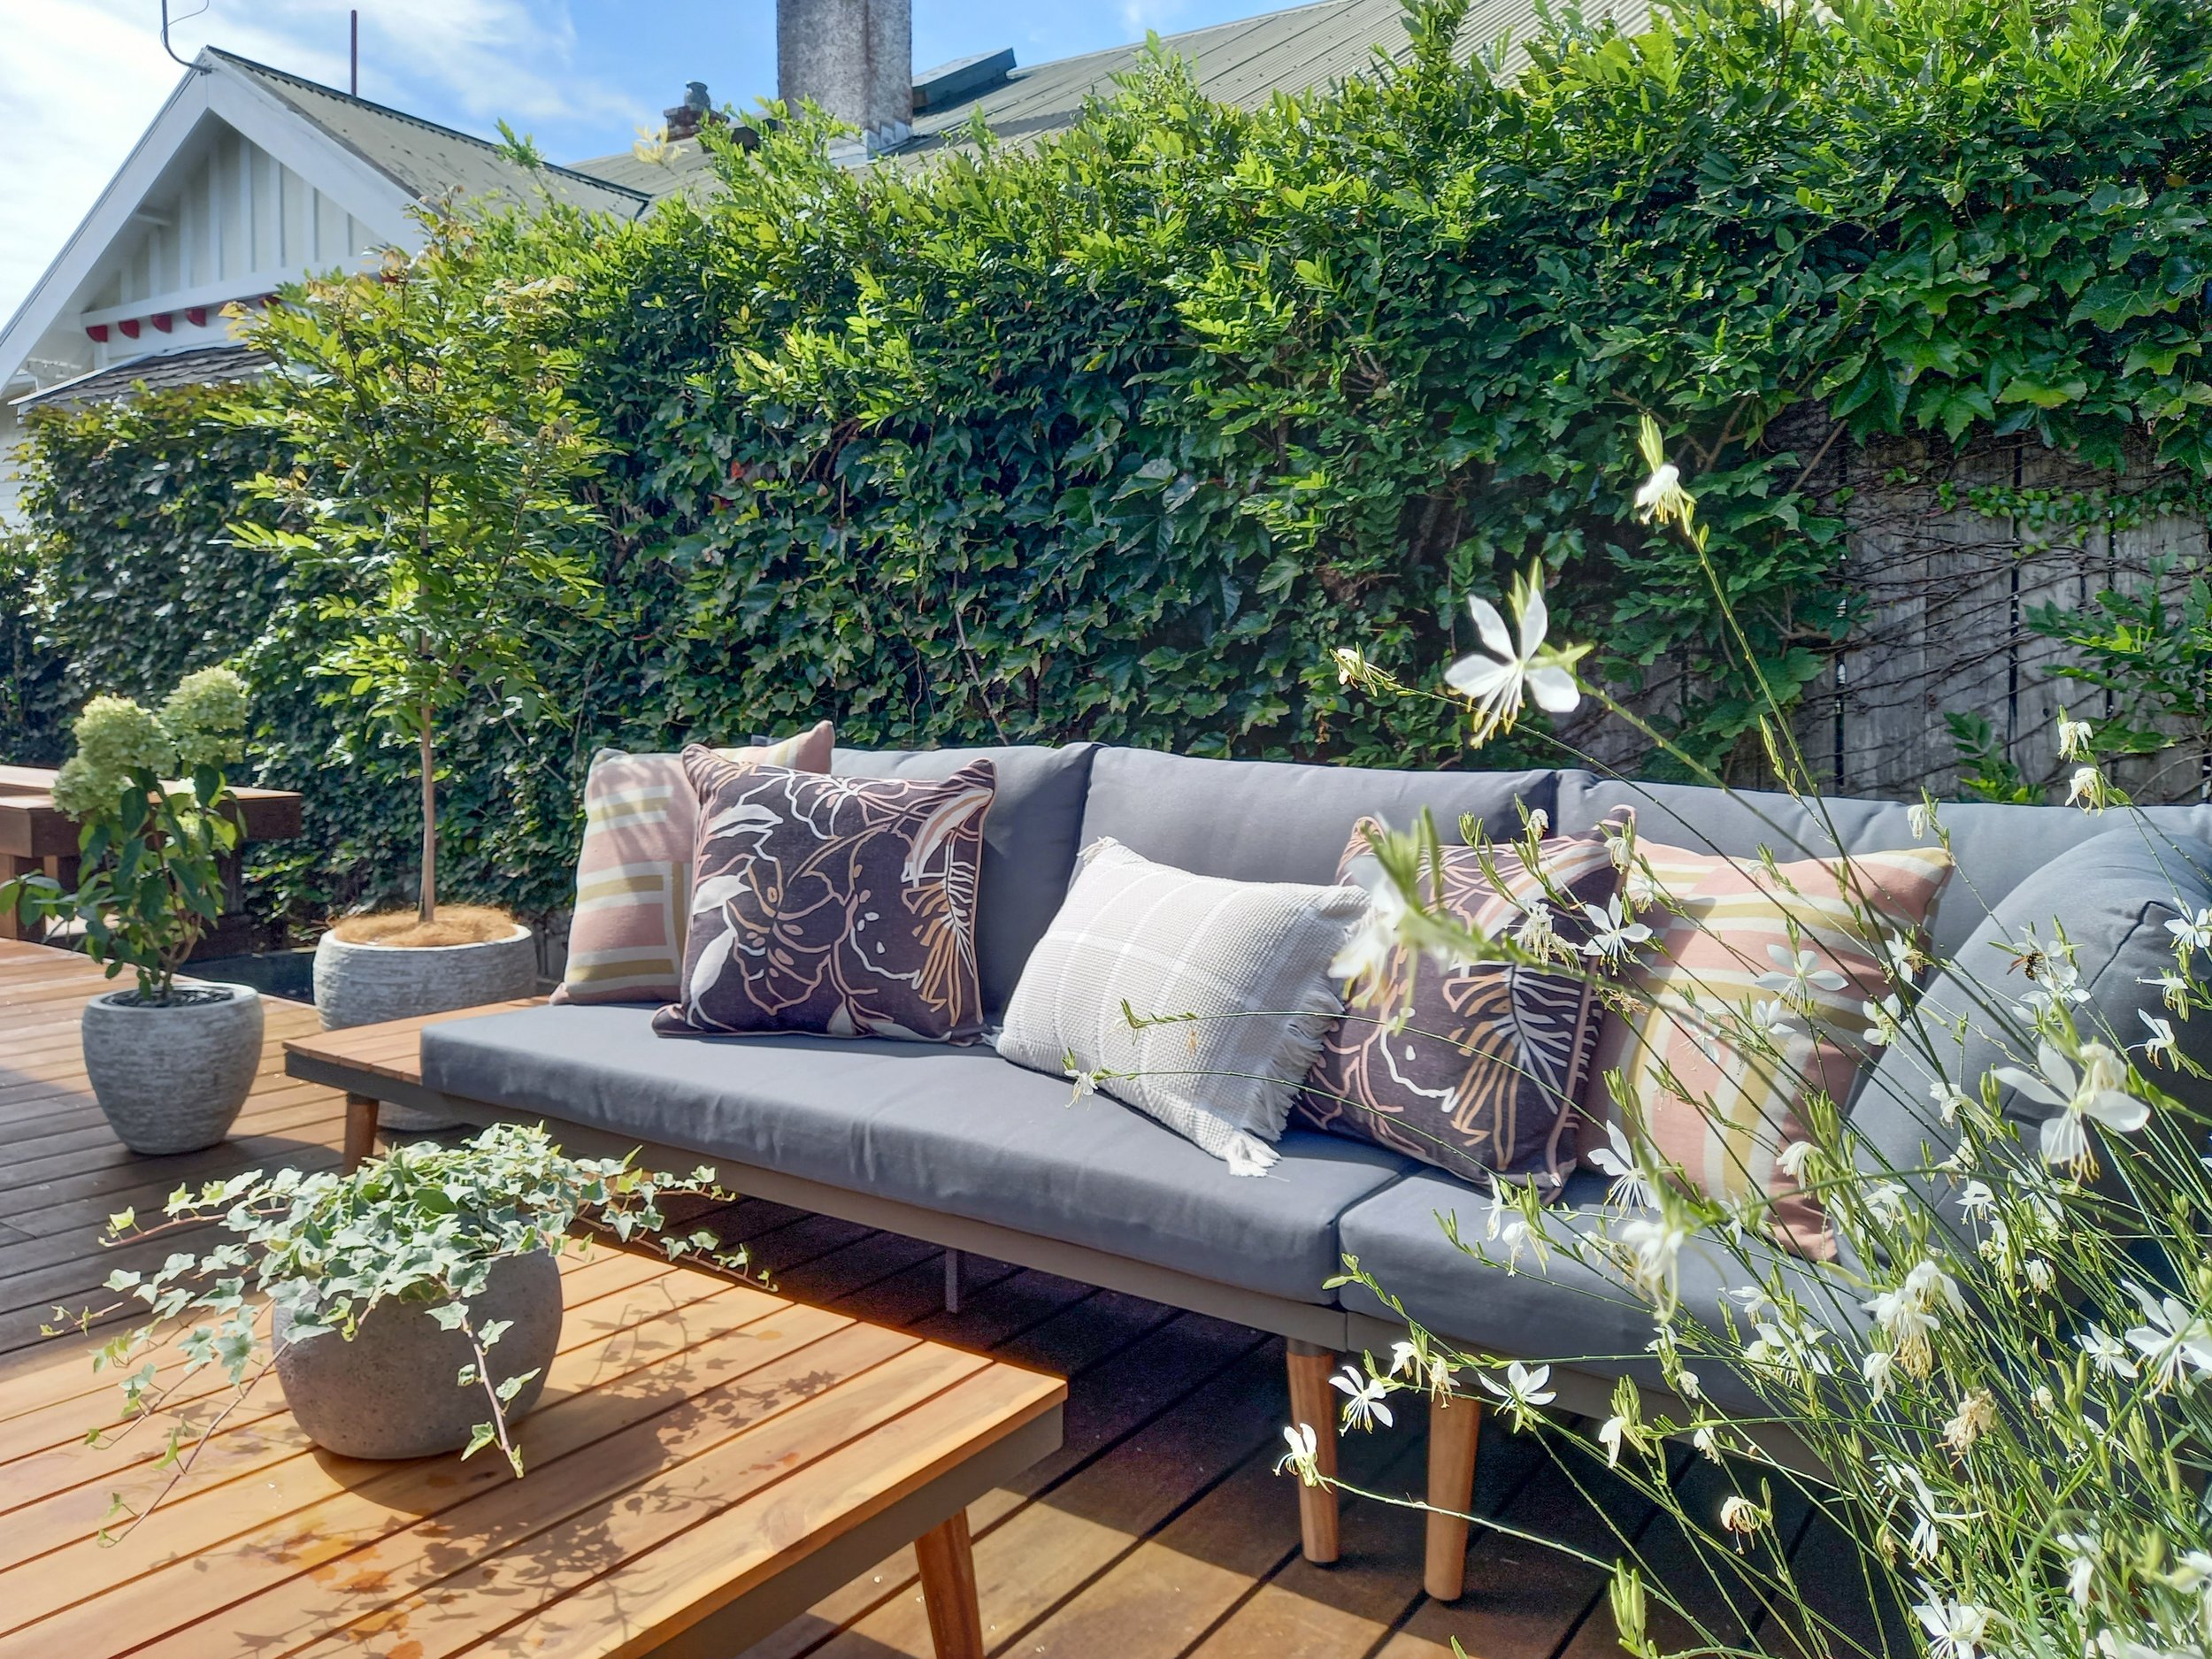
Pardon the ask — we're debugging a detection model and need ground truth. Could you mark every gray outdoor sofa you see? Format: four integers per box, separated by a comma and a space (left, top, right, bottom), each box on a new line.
310, 741, 2212, 1600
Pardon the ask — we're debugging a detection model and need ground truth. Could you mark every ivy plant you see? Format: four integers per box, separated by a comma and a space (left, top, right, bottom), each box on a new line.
68, 1122, 745, 1539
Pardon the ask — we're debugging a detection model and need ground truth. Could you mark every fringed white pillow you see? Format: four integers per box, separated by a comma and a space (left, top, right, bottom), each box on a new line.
997, 838, 1364, 1175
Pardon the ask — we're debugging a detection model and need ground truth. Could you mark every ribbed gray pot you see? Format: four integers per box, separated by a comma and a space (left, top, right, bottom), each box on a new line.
313, 925, 537, 1130
273, 1249, 563, 1460
81, 985, 263, 1155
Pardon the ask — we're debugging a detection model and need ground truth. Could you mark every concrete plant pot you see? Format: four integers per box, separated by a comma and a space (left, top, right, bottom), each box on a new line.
273, 1250, 562, 1461
313, 925, 537, 1130
81, 984, 263, 1155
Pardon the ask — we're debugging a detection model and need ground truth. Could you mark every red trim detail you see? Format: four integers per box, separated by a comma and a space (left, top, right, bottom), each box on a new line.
150, 312, 173, 333
185, 306, 208, 326
85, 323, 109, 343
118, 319, 141, 339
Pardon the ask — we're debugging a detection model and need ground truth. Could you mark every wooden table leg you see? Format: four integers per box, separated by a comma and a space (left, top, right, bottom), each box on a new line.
915, 1508, 986, 1659
1425, 1391, 1483, 1600
342, 1094, 380, 1171
1284, 1340, 1341, 1563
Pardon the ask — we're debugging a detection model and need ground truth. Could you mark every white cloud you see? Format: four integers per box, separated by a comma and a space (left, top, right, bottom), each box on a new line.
0, 0, 634, 329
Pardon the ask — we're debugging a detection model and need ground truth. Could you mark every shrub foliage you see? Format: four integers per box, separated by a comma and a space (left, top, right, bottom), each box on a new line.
17, 0, 2212, 930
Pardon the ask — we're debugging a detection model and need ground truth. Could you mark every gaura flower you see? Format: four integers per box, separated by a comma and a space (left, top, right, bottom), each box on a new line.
1718, 1495, 1768, 1535
1993, 1041, 2148, 1172
1913, 1595, 1995, 1659
1445, 567, 1583, 741
2057, 710, 2094, 761
1478, 1360, 1555, 1412
2139, 1010, 2177, 1067
2123, 1285, 2212, 1393
1276, 1422, 1322, 1481
2077, 1324, 2139, 1379
1578, 895, 1654, 962
1329, 1363, 1394, 1431
1756, 944, 1849, 1002
1588, 1119, 1655, 1211
2167, 907, 2212, 954
1941, 1387, 1995, 1455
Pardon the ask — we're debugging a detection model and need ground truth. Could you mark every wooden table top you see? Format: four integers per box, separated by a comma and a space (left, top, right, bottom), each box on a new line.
0, 764, 303, 860
0, 1242, 1065, 1659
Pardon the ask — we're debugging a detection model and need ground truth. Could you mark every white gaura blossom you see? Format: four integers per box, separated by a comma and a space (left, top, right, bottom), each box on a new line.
1617, 1214, 1690, 1308
2166, 907, 2212, 953
1941, 1387, 1995, 1455
1881, 1461, 1976, 1563
1863, 994, 1905, 1047
1908, 798, 1938, 839
1485, 1188, 1547, 1272
1388, 1339, 1456, 1395
1775, 1140, 1817, 1181
1445, 570, 1581, 741
1479, 1359, 1555, 1412
1862, 1348, 1896, 1402
1578, 895, 1654, 962
2057, 1531, 2101, 1608
1718, 1494, 1769, 1536
1332, 869, 1409, 1006
2078, 1324, 2139, 1379
1931, 1079, 1975, 1125
2057, 710, 2094, 760
1747, 999, 1800, 1042
1955, 1180, 1996, 1222
1276, 1422, 1322, 1482
1757, 944, 1849, 1003
1330, 1363, 1394, 1430
2139, 1010, 2178, 1067
1511, 897, 1558, 957
2123, 1285, 2212, 1393
1914, 1594, 1996, 1659
2068, 765, 2110, 810
1993, 1041, 2149, 1171
1864, 1258, 1965, 1378
1588, 1118, 1656, 1211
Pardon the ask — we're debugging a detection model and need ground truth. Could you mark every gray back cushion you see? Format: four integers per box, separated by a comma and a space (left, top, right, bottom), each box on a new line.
1079, 746, 1558, 885
833, 743, 1099, 1016
1556, 771, 2212, 959
1850, 826, 2212, 1182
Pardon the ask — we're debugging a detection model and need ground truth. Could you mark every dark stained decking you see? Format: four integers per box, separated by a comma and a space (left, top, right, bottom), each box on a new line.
0, 940, 1881, 1659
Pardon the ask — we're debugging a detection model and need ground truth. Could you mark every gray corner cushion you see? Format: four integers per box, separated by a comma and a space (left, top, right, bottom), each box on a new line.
1556, 772, 2212, 960
419, 1002, 1414, 1305
1333, 1170, 1865, 1416
1849, 825, 2212, 1182
1079, 746, 1558, 886
832, 743, 1100, 1016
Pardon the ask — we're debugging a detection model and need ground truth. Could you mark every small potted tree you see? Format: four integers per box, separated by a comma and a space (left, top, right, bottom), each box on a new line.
232, 208, 604, 1042
4, 668, 261, 1154
77, 1123, 743, 1537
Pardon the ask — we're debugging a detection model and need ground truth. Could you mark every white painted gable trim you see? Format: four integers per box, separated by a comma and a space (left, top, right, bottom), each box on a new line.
0, 50, 420, 395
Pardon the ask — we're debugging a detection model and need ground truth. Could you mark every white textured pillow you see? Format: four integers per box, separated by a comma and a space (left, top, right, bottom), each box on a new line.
998, 838, 1365, 1175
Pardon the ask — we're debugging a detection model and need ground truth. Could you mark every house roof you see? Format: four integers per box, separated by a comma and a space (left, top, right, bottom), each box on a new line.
11, 344, 269, 411
565, 0, 1649, 197
205, 50, 652, 220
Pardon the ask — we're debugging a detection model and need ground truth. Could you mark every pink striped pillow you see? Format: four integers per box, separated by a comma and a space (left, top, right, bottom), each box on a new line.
552, 722, 833, 1005
1579, 841, 1953, 1258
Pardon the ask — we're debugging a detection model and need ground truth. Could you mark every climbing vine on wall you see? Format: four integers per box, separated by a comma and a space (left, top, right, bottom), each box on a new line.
18, 0, 2212, 929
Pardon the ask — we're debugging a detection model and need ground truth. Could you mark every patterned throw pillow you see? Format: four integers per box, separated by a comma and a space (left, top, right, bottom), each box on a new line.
1296, 815, 1629, 1193
997, 838, 1366, 1175
1580, 841, 1955, 1259
653, 751, 995, 1043
554, 722, 833, 1005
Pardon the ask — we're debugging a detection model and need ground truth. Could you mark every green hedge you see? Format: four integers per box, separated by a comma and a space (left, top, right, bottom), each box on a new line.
19, 0, 2212, 933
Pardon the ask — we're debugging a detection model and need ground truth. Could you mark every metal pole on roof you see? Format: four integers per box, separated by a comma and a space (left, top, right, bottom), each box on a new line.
350, 10, 359, 96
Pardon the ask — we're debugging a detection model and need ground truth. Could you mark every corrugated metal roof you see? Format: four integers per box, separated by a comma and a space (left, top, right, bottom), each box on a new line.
211, 50, 651, 220
12, 345, 269, 411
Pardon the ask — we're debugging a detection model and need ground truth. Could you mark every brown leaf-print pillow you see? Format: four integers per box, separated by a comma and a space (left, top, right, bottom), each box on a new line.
1295, 813, 1630, 1193
653, 751, 995, 1044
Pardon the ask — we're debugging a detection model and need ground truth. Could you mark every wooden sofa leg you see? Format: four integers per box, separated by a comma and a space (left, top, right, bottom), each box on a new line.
342, 1093, 380, 1171
1284, 1340, 1340, 1564
1424, 1392, 1482, 1601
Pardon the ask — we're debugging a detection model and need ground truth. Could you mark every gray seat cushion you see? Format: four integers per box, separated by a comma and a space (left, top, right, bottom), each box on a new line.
833, 743, 1099, 1016
1079, 746, 1557, 886
1850, 826, 2212, 1192
1555, 771, 2212, 959
1334, 1170, 1865, 1415
419, 1002, 1414, 1306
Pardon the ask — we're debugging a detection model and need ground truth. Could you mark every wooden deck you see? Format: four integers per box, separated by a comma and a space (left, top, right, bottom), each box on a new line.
0, 940, 1884, 1659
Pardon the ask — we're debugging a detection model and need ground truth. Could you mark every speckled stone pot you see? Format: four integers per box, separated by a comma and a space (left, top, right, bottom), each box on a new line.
81, 985, 262, 1155
273, 1250, 563, 1460
312, 925, 537, 1130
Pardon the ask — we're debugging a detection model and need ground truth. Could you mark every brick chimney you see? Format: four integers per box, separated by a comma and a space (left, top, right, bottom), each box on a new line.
778, 0, 913, 160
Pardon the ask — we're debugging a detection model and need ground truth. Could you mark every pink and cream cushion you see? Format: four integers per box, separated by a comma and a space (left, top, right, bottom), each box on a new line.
653, 752, 995, 1043
1579, 841, 1954, 1259
553, 721, 833, 1005
1295, 813, 1629, 1192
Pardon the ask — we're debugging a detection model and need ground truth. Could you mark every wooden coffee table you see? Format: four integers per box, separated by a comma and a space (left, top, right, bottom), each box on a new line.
0, 1243, 1064, 1659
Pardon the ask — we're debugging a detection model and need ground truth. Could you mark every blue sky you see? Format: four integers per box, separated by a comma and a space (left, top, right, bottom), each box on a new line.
0, 1, 1285, 321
